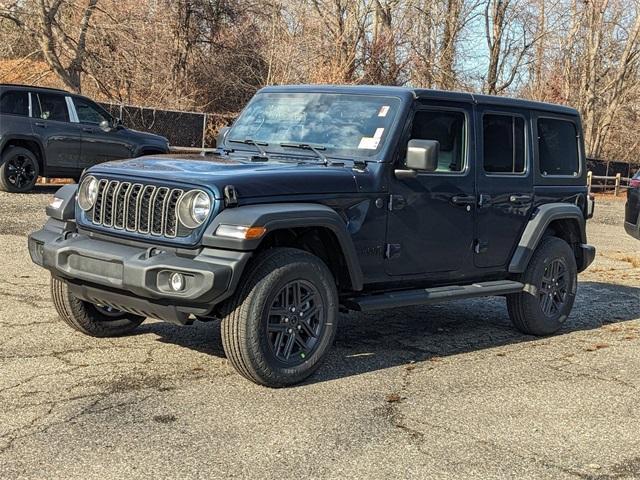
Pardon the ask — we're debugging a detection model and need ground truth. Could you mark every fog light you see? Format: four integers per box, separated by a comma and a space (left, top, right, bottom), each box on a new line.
169, 272, 185, 292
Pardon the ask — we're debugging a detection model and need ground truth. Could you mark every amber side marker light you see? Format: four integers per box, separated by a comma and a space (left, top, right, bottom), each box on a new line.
215, 225, 267, 240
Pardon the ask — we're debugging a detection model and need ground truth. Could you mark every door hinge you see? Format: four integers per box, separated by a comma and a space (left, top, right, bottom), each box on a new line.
388, 194, 406, 211
385, 243, 401, 259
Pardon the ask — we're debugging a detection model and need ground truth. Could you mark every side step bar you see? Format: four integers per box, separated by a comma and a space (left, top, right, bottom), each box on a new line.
344, 280, 524, 312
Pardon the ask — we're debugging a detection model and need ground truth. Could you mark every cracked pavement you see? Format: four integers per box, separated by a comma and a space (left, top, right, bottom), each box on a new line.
1, 188, 639, 479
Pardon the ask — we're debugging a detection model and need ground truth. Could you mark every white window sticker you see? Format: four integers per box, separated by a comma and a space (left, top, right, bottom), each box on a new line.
378, 105, 390, 117
373, 127, 384, 139
358, 137, 380, 150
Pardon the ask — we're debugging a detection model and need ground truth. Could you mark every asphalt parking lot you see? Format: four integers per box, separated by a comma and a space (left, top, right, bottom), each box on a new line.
1, 188, 639, 479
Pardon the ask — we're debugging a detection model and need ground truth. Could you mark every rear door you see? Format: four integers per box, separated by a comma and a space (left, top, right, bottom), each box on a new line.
71, 96, 134, 168
474, 107, 533, 269
31, 91, 83, 173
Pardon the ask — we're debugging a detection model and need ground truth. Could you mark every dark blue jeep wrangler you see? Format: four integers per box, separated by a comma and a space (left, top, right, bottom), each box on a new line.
28, 85, 595, 387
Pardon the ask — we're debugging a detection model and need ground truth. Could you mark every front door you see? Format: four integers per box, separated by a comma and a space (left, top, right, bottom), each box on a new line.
72, 96, 134, 168
385, 103, 476, 278
474, 108, 534, 269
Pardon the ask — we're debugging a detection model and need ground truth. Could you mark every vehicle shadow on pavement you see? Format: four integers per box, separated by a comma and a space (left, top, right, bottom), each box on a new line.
28, 185, 66, 194
136, 281, 639, 385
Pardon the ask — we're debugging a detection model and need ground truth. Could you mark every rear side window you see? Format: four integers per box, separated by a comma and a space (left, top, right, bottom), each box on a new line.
483, 114, 525, 173
0, 91, 29, 117
34, 93, 69, 122
538, 118, 579, 176
411, 110, 466, 172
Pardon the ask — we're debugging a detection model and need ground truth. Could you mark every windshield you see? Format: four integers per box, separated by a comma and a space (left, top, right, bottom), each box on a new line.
227, 92, 401, 158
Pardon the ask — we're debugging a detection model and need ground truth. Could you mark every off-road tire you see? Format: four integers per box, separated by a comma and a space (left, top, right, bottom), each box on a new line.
220, 248, 339, 387
51, 276, 145, 337
0, 146, 39, 193
507, 236, 577, 336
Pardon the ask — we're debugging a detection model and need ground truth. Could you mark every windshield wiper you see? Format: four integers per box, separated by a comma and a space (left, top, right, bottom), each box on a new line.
280, 142, 328, 165
228, 138, 269, 158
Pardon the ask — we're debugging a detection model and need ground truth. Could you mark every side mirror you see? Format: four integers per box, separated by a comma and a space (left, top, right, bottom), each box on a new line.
406, 139, 439, 171
113, 117, 123, 129
99, 119, 113, 132
395, 139, 440, 179
216, 126, 231, 147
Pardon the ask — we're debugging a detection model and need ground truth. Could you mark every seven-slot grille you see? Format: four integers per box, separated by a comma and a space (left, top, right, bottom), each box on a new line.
90, 179, 186, 238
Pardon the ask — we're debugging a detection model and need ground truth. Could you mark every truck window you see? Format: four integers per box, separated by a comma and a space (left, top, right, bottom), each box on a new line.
483, 114, 525, 174
73, 97, 111, 125
34, 93, 69, 122
411, 110, 466, 172
0, 91, 29, 117
538, 118, 579, 176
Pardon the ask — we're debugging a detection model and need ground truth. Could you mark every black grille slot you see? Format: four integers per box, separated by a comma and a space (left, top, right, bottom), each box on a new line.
113, 182, 130, 229
151, 187, 170, 236
86, 179, 201, 239
91, 179, 109, 224
165, 190, 183, 237
102, 181, 119, 227
126, 184, 142, 231
138, 185, 156, 234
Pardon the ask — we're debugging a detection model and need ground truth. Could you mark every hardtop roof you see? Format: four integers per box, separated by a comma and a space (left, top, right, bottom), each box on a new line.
258, 84, 579, 116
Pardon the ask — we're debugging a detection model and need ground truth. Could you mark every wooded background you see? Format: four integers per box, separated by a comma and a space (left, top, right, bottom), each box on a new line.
1, 0, 639, 162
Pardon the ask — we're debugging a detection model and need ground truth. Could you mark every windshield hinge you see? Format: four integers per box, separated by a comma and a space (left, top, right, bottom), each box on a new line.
224, 185, 238, 207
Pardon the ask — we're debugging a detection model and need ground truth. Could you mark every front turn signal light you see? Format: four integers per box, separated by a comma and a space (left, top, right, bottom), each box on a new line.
215, 224, 267, 240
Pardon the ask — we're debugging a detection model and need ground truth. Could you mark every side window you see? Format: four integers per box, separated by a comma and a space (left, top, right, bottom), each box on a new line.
35, 93, 69, 122
73, 97, 110, 125
538, 118, 579, 176
0, 91, 29, 117
410, 110, 466, 172
483, 114, 525, 174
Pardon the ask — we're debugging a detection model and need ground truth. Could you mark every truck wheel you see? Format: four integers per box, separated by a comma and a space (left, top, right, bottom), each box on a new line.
220, 248, 338, 387
0, 147, 39, 193
51, 276, 145, 337
507, 237, 577, 336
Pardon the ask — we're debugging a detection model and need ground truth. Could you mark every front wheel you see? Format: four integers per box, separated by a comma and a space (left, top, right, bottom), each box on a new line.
220, 248, 339, 387
51, 276, 145, 337
507, 237, 577, 336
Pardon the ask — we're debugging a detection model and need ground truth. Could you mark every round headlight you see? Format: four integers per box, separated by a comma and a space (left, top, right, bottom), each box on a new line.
177, 190, 211, 228
77, 176, 99, 211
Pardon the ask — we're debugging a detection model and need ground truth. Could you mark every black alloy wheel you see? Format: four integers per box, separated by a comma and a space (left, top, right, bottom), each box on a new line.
267, 279, 326, 365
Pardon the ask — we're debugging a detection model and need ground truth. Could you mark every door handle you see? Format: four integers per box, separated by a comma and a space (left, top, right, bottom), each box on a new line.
451, 195, 476, 206
82, 127, 94, 133
34, 122, 46, 128
510, 194, 532, 203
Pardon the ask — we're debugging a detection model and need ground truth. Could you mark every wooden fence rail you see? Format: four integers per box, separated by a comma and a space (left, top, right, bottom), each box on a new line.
587, 171, 631, 196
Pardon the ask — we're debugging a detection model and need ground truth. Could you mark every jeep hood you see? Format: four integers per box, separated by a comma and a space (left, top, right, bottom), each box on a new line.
88, 154, 361, 198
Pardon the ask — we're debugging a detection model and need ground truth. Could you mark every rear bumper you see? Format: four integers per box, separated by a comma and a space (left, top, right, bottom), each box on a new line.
578, 243, 596, 272
28, 220, 251, 323
625, 221, 640, 240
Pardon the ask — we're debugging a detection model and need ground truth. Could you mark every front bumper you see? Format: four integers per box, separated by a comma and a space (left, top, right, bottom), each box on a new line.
28, 220, 251, 324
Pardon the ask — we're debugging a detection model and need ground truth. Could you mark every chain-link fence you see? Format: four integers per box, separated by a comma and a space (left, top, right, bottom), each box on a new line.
99, 103, 237, 148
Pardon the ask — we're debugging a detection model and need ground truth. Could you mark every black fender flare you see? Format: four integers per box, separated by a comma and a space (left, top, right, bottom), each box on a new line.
509, 203, 587, 273
202, 203, 364, 291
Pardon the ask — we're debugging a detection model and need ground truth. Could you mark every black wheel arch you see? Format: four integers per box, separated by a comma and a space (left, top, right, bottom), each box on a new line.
1, 135, 46, 174
509, 203, 592, 274
203, 203, 364, 292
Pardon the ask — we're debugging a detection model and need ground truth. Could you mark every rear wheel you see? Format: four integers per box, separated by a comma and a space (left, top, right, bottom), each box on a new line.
220, 248, 338, 387
51, 276, 145, 337
0, 147, 39, 192
507, 237, 577, 336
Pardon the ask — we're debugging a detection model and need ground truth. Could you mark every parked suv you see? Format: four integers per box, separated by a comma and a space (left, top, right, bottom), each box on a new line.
624, 170, 640, 239
28, 85, 595, 387
0, 84, 170, 192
